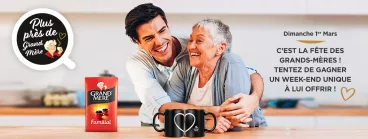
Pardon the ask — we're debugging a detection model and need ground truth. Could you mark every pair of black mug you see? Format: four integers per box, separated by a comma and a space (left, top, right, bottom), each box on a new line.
153, 109, 216, 137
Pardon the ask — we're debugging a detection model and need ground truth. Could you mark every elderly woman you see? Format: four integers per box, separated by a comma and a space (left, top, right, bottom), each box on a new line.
164, 19, 267, 133
97, 82, 107, 90
44, 40, 63, 58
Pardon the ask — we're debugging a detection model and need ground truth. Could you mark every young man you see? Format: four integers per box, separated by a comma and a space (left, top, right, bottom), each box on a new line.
125, 3, 265, 132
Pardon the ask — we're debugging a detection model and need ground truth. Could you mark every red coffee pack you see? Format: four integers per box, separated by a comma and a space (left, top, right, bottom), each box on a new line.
85, 77, 118, 132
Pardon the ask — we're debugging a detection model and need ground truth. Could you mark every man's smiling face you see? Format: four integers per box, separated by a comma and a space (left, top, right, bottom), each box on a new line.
135, 15, 174, 66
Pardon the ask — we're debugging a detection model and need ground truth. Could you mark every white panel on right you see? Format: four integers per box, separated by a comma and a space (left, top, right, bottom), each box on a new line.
265, 116, 316, 128
308, 0, 368, 15
316, 116, 368, 128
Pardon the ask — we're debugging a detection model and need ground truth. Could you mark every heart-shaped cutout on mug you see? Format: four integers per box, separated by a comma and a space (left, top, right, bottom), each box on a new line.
340, 87, 356, 101
174, 113, 196, 133
59, 32, 66, 40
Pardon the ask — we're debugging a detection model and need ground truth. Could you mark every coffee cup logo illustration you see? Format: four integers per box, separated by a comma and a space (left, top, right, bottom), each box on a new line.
96, 110, 103, 120
12, 8, 75, 70
95, 108, 109, 120
102, 108, 109, 116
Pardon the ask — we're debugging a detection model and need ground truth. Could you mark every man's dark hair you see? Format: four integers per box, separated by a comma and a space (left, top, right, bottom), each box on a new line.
125, 3, 168, 43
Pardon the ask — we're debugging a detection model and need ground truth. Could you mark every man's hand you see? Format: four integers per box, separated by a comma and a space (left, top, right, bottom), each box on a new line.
207, 116, 233, 134
220, 94, 259, 126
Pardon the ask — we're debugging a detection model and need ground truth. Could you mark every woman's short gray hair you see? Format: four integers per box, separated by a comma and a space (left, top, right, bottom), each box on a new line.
192, 19, 232, 52
44, 40, 57, 50
97, 82, 104, 87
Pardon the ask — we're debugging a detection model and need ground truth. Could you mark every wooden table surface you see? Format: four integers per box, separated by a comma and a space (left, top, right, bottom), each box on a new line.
2, 106, 368, 116
1, 127, 368, 139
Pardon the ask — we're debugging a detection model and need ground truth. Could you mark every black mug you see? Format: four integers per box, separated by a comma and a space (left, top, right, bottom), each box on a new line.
184, 109, 216, 137
153, 109, 184, 137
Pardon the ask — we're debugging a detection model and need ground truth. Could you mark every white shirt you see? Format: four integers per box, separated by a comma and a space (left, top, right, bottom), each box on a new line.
126, 37, 189, 124
187, 74, 214, 106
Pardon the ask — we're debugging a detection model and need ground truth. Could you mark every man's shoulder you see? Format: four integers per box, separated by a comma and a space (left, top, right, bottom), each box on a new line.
176, 54, 190, 67
126, 50, 155, 70
173, 35, 189, 43
171, 54, 192, 79
173, 35, 189, 59
176, 37, 189, 44
128, 49, 150, 60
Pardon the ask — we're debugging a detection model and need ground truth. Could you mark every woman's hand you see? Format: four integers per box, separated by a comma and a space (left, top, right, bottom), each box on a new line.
57, 47, 63, 54
228, 116, 252, 128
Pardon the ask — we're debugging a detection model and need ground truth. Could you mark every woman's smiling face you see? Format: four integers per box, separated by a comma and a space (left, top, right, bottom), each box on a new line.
188, 27, 226, 69
48, 42, 56, 53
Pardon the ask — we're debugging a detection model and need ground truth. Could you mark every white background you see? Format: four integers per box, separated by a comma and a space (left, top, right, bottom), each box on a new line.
1, 14, 368, 104
0, 0, 368, 128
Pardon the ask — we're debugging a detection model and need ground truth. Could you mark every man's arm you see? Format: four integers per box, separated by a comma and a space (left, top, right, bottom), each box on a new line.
220, 72, 264, 119
221, 68, 264, 116
159, 102, 220, 115
158, 102, 219, 122
126, 58, 171, 122
246, 65, 264, 101
219, 55, 265, 128
250, 73, 264, 101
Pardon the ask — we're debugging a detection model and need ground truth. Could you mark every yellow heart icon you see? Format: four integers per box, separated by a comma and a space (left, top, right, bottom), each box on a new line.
59, 32, 66, 40
340, 87, 356, 101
